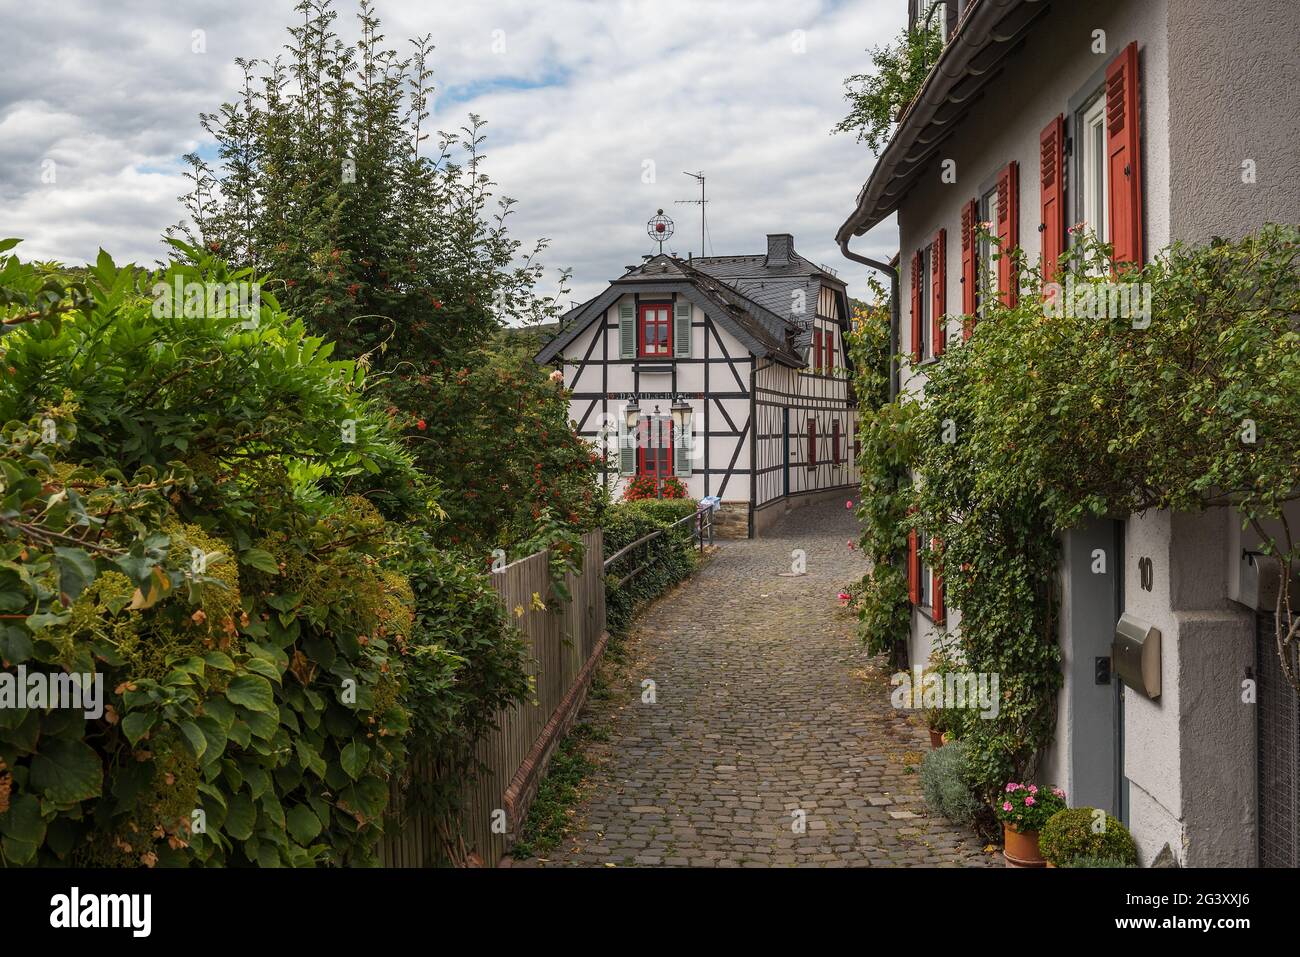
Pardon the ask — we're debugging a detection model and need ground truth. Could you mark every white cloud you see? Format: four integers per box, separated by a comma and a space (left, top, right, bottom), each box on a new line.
0, 0, 901, 302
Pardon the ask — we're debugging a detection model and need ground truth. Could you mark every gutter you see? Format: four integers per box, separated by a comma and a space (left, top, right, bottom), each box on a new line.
837, 238, 901, 403
836, 0, 1044, 242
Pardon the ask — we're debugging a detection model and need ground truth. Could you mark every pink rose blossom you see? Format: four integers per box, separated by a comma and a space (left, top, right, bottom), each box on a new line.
845, 500, 854, 509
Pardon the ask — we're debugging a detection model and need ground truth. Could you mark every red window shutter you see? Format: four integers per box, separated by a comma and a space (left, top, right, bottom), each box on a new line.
825, 330, 834, 371
808, 417, 817, 466
931, 537, 945, 623
931, 228, 946, 356
832, 420, 841, 463
910, 250, 923, 361
1106, 41, 1144, 269
813, 328, 823, 372
961, 198, 977, 339
907, 529, 919, 604
1040, 114, 1065, 284
996, 161, 1019, 307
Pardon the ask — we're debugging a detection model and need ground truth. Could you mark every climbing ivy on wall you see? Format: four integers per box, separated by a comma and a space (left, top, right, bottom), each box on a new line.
857, 223, 1300, 799
846, 289, 913, 668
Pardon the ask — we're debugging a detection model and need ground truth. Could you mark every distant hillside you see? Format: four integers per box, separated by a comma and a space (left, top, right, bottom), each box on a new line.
496, 321, 560, 355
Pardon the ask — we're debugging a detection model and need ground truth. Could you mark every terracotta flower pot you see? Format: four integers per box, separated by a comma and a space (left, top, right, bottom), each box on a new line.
929, 728, 945, 749
1003, 823, 1046, 868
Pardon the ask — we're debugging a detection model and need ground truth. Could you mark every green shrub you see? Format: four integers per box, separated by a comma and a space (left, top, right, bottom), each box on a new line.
603, 501, 698, 635
620, 498, 699, 526
384, 346, 599, 554
1039, 807, 1138, 867
0, 245, 528, 867
919, 741, 983, 826
1063, 855, 1138, 869
402, 534, 529, 757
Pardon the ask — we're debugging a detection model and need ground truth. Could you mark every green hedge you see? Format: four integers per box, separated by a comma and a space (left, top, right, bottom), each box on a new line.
602, 500, 700, 635
1039, 808, 1138, 867
0, 246, 528, 867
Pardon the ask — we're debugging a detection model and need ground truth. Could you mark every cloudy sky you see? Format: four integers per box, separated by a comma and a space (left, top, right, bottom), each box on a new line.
0, 0, 901, 306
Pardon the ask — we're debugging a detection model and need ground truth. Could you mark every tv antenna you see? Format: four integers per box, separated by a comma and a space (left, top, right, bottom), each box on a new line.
675, 171, 708, 256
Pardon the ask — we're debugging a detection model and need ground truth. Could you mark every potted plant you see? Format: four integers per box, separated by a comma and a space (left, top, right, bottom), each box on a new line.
995, 783, 1067, 867
1039, 807, 1139, 868
926, 709, 948, 749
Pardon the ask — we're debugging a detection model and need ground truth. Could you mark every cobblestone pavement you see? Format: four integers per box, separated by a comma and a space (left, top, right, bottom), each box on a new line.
513, 500, 996, 868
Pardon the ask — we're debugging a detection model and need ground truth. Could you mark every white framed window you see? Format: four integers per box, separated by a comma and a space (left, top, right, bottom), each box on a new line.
977, 185, 998, 317
919, 244, 932, 359
1078, 92, 1109, 246
918, 528, 933, 608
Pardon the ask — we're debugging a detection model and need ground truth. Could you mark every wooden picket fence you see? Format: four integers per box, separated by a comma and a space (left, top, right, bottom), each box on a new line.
378, 529, 606, 867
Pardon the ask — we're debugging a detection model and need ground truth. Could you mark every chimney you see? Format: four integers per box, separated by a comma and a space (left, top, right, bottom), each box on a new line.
766, 233, 794, 265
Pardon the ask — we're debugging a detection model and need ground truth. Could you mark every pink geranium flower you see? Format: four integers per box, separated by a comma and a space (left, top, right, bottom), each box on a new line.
1025, 796, 1035, 805
1002, 802, 1012, 812
1027, 784, 1038, 794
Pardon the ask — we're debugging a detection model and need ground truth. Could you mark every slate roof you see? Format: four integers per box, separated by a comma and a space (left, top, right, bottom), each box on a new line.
691, 250, 849, 357
535, 238, 849, 369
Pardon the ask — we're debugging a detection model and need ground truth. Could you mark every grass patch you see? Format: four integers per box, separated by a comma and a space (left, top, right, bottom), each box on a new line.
510, 730, 596, 858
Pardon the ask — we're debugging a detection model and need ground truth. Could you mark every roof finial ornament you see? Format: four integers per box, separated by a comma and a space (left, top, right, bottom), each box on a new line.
647, 209, 674, 255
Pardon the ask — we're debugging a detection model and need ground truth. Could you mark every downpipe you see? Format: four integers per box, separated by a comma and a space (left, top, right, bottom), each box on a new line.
837, 236, 900, 402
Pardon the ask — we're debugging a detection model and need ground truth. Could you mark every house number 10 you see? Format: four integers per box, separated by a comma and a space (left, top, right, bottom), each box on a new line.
1138, 556, 1154, 592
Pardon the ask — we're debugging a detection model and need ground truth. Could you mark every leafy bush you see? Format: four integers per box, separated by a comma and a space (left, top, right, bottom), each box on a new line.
846, 293, 914, 668
833, 21, 945, 152
1062, 855, 1137, 869
603, 501, 698, 635
1040, 808, 1138, 867
385, 346, 599, 555
919, 741, 982, 826
172, 0, 569, 368
0, 247, 419, 866
995, 782, 1067, 833
620, 498, 699, 526
0, 245, 530, 867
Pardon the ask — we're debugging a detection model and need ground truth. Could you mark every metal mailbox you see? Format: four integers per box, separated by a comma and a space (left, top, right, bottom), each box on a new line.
1112, 613, 1161, 700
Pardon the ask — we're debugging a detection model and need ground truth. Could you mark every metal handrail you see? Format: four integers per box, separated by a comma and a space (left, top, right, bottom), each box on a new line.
603, 505, 715, 591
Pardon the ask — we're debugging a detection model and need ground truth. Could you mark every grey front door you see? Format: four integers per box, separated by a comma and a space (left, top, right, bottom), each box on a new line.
1064, 518, 1123, 815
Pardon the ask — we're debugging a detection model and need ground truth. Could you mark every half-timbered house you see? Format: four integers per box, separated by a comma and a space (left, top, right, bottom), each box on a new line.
536, 233, 859, 537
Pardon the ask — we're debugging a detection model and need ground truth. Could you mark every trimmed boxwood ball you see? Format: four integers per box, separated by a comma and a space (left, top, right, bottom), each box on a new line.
919, 740, 983, 826
1039, 808, 1138, 866
1063, 855, 1138, 868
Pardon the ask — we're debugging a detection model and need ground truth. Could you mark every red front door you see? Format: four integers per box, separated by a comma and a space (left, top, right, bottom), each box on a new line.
636, 416, 674, 481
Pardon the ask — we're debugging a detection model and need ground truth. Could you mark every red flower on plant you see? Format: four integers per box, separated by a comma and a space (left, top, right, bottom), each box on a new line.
416, 419, 426, 431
